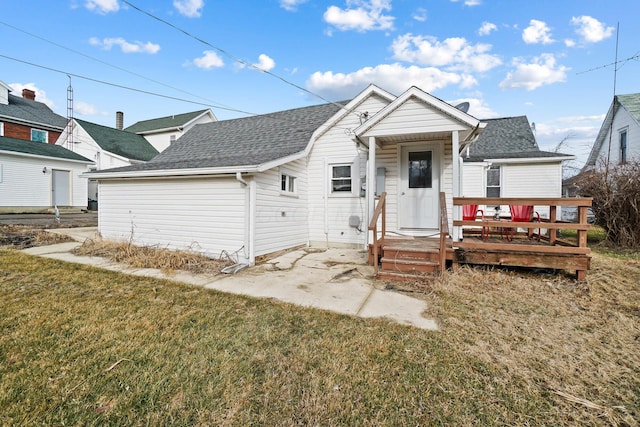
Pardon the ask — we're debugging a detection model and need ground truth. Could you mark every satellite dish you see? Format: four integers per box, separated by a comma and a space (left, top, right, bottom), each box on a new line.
454, 102, 470, 113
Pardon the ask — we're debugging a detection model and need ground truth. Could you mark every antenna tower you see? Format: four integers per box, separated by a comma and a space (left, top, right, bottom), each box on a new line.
67, 75, 74, 149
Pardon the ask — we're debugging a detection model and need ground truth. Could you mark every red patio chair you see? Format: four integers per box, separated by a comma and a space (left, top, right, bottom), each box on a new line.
462, 204, 486, 240
509, 205, 541, 241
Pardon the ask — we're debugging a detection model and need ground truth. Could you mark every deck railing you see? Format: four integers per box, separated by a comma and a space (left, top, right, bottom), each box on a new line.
368, 192, 386, 275
452, 197, 593, 279
439, 192, 449, 273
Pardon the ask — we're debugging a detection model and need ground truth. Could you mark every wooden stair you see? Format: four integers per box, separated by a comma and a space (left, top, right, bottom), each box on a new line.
370, 237, 452, 281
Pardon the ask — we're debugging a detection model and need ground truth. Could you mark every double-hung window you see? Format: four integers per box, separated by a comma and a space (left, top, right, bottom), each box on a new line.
486, 165, 501, 197
331, 164, 353, 193
619, 129, 628, 164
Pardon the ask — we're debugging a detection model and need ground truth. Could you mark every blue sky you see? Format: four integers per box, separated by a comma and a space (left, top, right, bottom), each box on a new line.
1, 0, 638, 169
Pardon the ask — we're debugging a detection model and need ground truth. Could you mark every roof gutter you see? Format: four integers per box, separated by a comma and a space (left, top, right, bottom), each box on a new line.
83, 164, 261, 179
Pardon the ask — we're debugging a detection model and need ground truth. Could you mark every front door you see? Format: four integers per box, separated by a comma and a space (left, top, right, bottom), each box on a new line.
399, 144, 439, 230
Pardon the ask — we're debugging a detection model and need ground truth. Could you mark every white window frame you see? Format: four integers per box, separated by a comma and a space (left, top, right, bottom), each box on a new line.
0, 122, 4, 136
329, 162, 356, 197
619, 127, 628, 164
31, 128, 48, 143
486, 165, 501, 198
170, 134, 177, 145
279, 168, 298, 197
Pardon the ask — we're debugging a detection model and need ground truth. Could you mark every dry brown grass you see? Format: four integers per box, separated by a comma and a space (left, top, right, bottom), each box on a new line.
413, 254, 640, 426
0, 225, 74, 249
73, 238, 234, 274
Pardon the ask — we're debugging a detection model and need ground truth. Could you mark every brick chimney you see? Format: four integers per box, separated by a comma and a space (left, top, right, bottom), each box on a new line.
116, 111, 124, 130
22, 88, 36, 101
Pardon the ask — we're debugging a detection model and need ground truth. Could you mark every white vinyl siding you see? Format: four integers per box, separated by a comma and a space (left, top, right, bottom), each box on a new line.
0, 153, 88, 208
254, 159, 308, 256
98, 177, 248, 261
307, 95, 389, 247
363, 98, 469, 137
58, 124, 131, 170
594, 106, 639, 166
501, 162, 563, 219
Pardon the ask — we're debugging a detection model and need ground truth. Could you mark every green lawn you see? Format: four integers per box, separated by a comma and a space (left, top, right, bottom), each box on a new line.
1, 249, 638, 425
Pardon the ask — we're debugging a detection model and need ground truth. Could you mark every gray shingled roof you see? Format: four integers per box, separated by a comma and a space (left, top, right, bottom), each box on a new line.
0, 94, 67, 129
465, 116, 570, 161
98, 102, 343, 174
77, 119, 159, 161
124, 109, 211, 133
585, 93, 640, 166
0, 136, 92, 162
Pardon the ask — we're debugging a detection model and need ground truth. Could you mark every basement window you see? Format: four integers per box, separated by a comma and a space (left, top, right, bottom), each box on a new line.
31, 129, 48, 143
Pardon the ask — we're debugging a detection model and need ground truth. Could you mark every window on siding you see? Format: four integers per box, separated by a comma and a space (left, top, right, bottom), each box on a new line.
620, 129, 627, 164
486, 165, 501, 198
31, 129, 48, 143
331, 164, 352, 193
280, 172, 296, 194
170, 134, 177, 145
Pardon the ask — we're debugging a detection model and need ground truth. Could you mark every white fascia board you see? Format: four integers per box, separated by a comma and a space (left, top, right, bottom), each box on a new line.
483, 155, 575, 164
135, 126, 181, 135
0, 149, 94, 164
84, 164, 261, 179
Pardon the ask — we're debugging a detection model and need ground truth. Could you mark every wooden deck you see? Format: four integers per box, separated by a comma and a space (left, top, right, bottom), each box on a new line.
368, 194, 593, 281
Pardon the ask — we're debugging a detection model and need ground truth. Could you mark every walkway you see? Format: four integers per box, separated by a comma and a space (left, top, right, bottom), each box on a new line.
22, 227, 438, 331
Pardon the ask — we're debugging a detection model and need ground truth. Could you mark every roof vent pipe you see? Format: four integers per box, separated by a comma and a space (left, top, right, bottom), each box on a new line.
116, 111, 124, 130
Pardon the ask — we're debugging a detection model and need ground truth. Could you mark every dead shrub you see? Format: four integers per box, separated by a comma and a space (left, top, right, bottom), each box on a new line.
73, 238, 234, 274
575, 160, 640, 248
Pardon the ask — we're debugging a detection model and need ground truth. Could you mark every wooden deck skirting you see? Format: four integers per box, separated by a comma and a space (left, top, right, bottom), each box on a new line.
453, 197, 593, 280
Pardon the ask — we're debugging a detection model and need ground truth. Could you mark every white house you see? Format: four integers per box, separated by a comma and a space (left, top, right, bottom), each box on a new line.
57, 119, 158, 207
585, 93, 640, 169
88, 85, 491, 264
124, 109, 217, 153
461, 116, 574, 219
0, 136, 93, 212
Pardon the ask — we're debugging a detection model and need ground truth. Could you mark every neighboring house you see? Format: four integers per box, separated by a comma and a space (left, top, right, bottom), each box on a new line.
0, 136, 93, 212
57, 119, 159, 206
461, 116, 574, 219
124, 109, 217, 153
585, 93, 640, 169
0, 80, 67, 144
89, 85, 488, 264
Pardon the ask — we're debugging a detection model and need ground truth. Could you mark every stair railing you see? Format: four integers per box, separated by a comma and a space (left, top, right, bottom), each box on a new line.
368, 192, 387, 274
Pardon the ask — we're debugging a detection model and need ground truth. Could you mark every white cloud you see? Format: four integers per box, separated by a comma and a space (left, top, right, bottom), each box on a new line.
478, 22, 497, 36
75, 101, 99, 116
253, 54, 276, 71
450, 0, 482, 6
391, 34, 502, 73
571, 16, 615, 44
522, 19, 554, 44
307, 63, 475, 100
89, 37, 160, 54
564, 39, 576, 48
448, 97, 499, 119
324, 0, 394, 32
412, 7, 427, 22
192, 50, 224, 69
499, 53, 569, 91
173, 0, 204, 18
84, 0, 119, 14
280, 0, 307, 11
8, 83, 55, 109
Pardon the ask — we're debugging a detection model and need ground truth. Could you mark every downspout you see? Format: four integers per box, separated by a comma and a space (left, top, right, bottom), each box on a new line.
235, 172, 254, 264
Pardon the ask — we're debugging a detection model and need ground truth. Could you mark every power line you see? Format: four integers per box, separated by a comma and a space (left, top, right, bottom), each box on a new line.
120, 0, 350, 114
0, 53, 258, 116
0, 20, 240, 113
576, 53, 640, 75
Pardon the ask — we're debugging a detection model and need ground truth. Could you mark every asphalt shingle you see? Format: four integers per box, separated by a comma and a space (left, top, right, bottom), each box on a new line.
0, 94, 67, 129
77, 119, 159, 161
0, 136, 92, 162
124, 110, 210, 134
